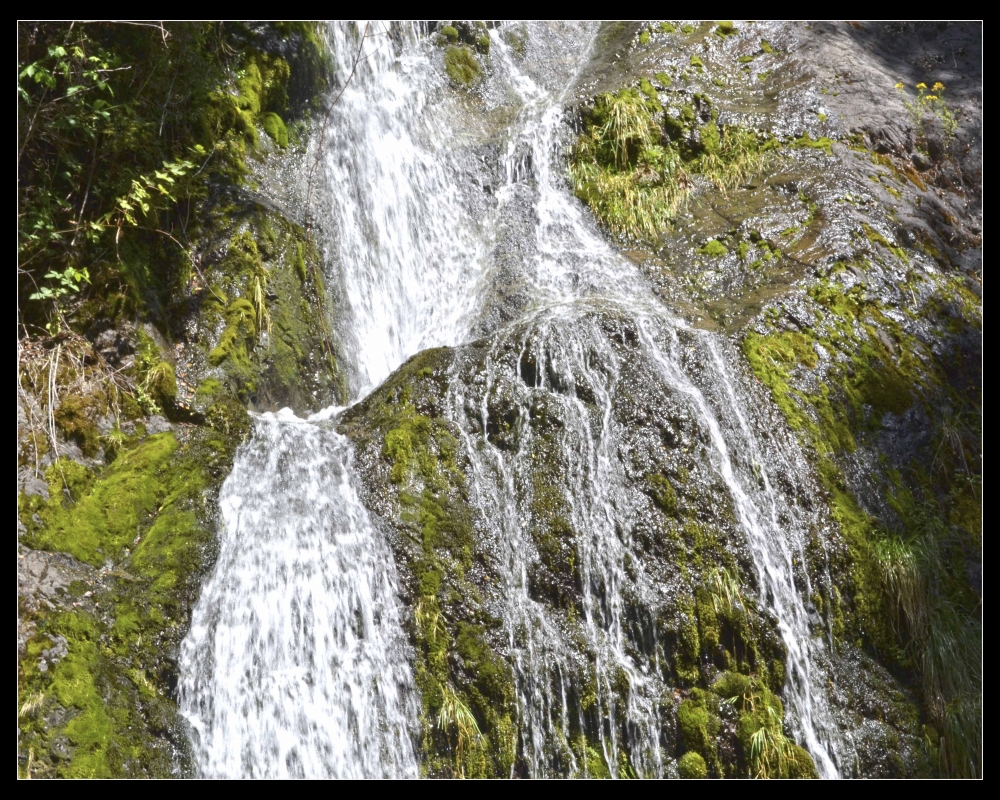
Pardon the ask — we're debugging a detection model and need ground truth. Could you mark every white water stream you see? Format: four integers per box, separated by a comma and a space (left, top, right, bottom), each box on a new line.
180, 22, 844, 778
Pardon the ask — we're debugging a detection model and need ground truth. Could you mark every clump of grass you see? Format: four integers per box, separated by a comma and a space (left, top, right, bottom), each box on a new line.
570, 89, 686, 240
437, 684, 484, 776
873, 508, 982, 777
714, 672, 816, 778
699, 126, 779, 192
570, 87, 776, 241
707, 565, 747, 618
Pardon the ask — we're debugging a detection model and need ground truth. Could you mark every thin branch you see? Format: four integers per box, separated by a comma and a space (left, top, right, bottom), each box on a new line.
79, 21, 171, 45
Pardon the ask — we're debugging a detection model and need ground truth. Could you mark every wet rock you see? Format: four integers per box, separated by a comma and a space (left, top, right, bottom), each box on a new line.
145, 415, 173, 435
38, 634, 69, 672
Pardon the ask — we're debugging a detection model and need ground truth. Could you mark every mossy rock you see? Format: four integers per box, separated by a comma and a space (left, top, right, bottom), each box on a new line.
260, 111, 288, 148
444, 45, 481, 86
698, 239, 728, 257
647, 473, 678, 514
678, 750, 708, 778
54, 393, 102, 457
677, 690, 721, 769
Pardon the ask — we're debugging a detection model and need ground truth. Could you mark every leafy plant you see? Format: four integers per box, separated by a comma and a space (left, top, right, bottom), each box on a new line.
895, 81, 958, 145
18, 22, 326, 337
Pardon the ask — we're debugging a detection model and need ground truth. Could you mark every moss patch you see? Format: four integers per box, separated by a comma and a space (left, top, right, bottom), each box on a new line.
18, 398, 249, 777
344, 349, 516, 777
444, 45, 481, 86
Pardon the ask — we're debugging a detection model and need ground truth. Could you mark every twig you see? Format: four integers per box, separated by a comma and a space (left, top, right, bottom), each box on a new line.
72, 133, 101, 247
17, 85, 48, 166
47, 345, 61, 462
154, 228, 207, 283
159, 65, 179, 137
79, 21, 171, 45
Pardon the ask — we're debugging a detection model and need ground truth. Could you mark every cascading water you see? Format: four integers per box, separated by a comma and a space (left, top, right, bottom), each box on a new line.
178, 410, 418, 778
178, 22, 485, 778
320, 22, 489, 399
181, 21, 846, 778
442, 25, 845, 775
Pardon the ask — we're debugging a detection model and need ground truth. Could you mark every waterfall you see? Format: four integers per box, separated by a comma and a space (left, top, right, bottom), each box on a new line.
178, 411, 418, 778
441, 24, 844, 775
181, 21, 844, 778
178, 22, 482, 777
320, 22, 488, 400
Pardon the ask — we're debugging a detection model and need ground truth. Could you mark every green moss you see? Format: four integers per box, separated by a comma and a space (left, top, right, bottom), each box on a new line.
19, 611, 150, 777
440, 25, 459, 43
639, 29, 651, 45
573, 735, 611, 778
678, 750, 708, 778
655, 71, 672, 87
761, 39, 774, 53
699, 122, 721, 155
715, 21, 738, 37
678, 689, 721, 771
659, 22, 677, 34
260, 111, 288, 148
738, 55, 756, 64
698, 238, 728, 257
690, 55, 705, 72
444, 45, 481, 86
21, 435, 179, 565
646, 473, 678, 514
681, 24, 696, 34
792, 134, 835, 155
54, 393, 101, 457
862, 223, 909, 263
676, 596, 702, 684
638, 77, 661, 108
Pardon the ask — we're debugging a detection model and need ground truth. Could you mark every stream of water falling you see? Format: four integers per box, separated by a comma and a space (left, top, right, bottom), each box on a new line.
180, 21, 844, 778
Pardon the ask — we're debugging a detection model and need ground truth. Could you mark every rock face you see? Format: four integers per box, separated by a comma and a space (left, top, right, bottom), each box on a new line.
335, 21, 980, 778
19, 21, 980, 779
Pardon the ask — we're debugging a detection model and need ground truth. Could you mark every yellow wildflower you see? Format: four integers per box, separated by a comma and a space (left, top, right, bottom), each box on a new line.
916, 82, 927, 90
925, 95, 939, 101
932, 81, 945, 92
894, 81, 904, 89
